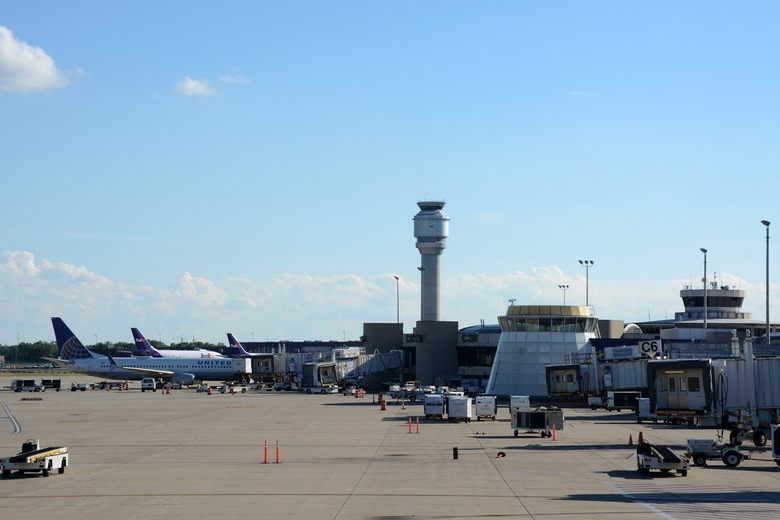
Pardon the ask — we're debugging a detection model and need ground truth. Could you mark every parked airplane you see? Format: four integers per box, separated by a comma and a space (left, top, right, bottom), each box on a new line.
49, 317, 248, 384
131, 328, 224, 359
226, 333, 260, 358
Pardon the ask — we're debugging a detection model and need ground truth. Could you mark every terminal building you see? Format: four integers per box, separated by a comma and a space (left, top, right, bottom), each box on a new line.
294, 202, 779, 395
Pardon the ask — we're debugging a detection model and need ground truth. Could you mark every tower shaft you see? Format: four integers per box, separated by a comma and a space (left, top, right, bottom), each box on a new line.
414, 201, 449, 321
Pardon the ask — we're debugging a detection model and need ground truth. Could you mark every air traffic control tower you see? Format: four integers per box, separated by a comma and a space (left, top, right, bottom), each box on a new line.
411, 201, 458, 386
414, 201, 450, 321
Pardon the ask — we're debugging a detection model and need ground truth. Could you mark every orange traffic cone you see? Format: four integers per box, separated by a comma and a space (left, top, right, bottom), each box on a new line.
638, 431, 644, 444
628, 434, 634, 446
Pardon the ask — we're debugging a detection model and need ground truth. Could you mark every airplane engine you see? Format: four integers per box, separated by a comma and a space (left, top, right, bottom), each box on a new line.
172, 373, 196, 385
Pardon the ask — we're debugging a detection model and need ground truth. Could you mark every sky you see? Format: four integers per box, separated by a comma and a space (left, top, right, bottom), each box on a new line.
2, 1, 779, 346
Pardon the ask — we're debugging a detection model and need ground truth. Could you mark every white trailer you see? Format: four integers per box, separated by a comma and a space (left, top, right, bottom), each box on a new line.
447, 396, 473, 423
475, 395, 497, 421
1, 439, 68, 478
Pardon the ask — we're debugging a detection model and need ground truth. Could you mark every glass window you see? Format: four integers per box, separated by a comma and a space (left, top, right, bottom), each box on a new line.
680, 377, 687, 392
688, 377, 700, 392
551, 318, 564, 331
668, 377, 676, 391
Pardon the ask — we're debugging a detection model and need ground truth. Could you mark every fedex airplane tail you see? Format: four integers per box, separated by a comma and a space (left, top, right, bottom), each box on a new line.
226, 333, 251, 357
51, 317, 95, 360
131, 328, 163, 358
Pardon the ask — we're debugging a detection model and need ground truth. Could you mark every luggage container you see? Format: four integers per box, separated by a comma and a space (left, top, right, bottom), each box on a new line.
511, 407, 564, 438
509, 395, 531, 411
423, 394, 445, 420
475, 395, 497, 421
447, 396, 473, 423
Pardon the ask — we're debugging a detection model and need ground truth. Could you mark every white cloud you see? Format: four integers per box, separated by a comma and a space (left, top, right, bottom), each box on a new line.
2, 249, 777, 345
175, 76, 216, 96
218, 73, 250, 84
0, 26, 69, 93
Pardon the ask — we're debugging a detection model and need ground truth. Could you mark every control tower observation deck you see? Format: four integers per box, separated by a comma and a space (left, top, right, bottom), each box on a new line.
413, 201, 450, 321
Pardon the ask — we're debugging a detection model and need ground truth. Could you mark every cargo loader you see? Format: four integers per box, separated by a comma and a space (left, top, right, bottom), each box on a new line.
1, 439, 68, 478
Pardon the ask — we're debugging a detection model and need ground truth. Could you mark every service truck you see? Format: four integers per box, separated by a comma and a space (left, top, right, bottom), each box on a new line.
1, 439, 68, 478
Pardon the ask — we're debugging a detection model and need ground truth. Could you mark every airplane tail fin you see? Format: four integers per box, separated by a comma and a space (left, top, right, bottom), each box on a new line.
131, 328, 163, 358
51, 317, 94, 360
226, 333, 251, 357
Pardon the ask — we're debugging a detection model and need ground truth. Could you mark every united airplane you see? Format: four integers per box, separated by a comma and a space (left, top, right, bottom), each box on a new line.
131, 328, 224, 359
49, 317, 248, 384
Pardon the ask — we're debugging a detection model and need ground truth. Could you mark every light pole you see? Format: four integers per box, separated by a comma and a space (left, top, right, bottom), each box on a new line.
394, 275, 400, 323
558, 284, 569, 305
700, 248, 708, 335
762, 220, 771, 341
579, 260, 594, 307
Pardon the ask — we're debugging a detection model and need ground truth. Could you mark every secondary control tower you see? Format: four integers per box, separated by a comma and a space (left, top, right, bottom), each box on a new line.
413, 201, 450, 321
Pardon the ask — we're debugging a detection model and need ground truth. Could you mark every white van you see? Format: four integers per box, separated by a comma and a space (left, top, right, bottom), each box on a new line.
141, 378, 157, 392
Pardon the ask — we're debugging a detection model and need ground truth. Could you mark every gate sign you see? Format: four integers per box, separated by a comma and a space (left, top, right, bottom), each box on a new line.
639, 340, 663, 357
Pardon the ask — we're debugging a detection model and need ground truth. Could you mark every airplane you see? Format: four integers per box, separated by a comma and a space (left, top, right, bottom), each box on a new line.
49, 317, 249, 384
226, 333, 261, 358
131, 328, 224, 359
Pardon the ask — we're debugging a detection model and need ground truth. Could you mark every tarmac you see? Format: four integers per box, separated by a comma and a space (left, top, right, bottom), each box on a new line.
1, 375, 780, 519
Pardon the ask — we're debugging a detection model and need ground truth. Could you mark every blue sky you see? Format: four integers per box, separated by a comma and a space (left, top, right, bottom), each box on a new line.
2, 2, 779, 345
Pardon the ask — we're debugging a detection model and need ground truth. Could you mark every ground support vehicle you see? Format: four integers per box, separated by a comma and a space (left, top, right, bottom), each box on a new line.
475, 395, 497, 421
41, 379, 61, 391
588, 391, 641, 412
636, 398, 663, 424
726, 417, 768, 447
687, 438, 751, 467
1, 439, 68, 478
447, 396, 473, 423
91, 381, 129, 391
141, 377, 157, 392
70, 382, 88, 391
511, 407, 564, 438
9, 379, 45, 392
424, 394, 445, 420
220, 383, 249, 394
636, 441, 690, 476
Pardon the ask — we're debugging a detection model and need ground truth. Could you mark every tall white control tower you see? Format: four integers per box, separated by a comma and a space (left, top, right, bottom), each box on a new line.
413, 201, 450, 321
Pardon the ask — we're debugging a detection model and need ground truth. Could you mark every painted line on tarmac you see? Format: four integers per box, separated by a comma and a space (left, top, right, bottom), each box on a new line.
0, 401, 22, 434
606, 480, 780, 520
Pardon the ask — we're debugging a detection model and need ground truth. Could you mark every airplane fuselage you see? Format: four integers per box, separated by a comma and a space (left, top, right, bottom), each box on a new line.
68, 355, 248, 382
